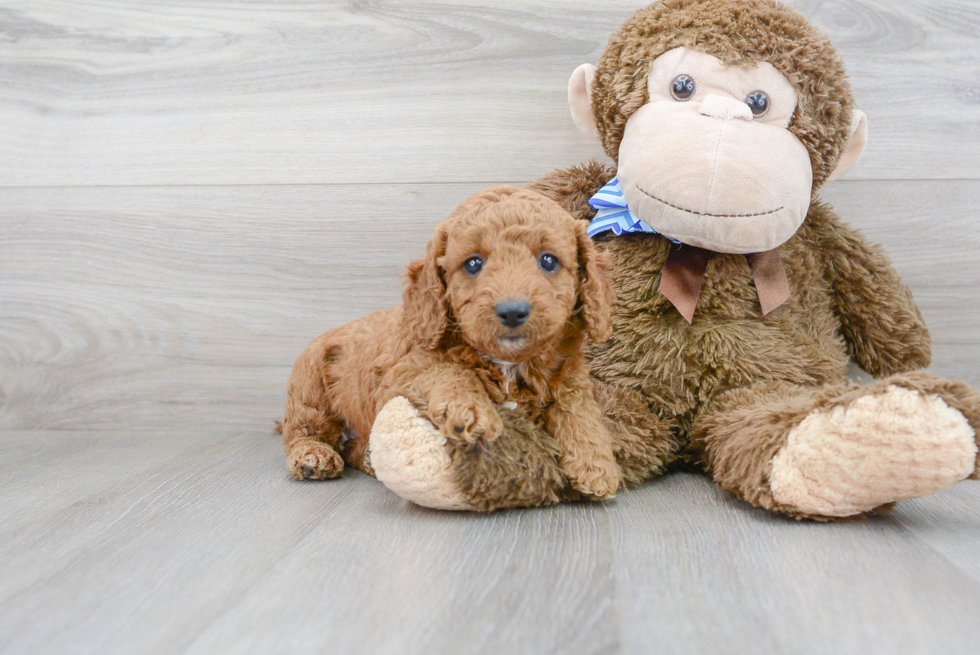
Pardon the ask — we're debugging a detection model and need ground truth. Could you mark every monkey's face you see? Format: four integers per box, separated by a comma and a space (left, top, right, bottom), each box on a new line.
566, 1, 869, 255
570, 45, 866, 255
615, 47, 811, 254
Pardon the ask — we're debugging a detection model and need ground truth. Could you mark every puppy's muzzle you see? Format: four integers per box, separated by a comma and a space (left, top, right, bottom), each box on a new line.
495, 299, 531, 328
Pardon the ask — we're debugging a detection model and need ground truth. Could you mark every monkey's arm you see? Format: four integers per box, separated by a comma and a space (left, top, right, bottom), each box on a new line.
811, 201, 932, 377
526, 160, 617, 221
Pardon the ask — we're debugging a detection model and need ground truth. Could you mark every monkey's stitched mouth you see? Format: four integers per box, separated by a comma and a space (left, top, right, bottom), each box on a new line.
636, 184, 783, 219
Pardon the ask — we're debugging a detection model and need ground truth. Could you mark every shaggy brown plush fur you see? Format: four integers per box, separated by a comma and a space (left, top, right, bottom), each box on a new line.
281, 186, 622, 498
448, 404, 570, 511
451, 378, 683, 511
525, 162, 979, 520
691, 370, 980, 519
436, 0, 980, 518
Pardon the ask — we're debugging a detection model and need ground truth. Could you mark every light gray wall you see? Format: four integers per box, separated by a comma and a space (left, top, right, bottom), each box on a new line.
1, 0, 978, 430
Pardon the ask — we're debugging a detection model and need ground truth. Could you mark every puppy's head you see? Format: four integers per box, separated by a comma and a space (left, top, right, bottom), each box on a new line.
402, 186, 614, 362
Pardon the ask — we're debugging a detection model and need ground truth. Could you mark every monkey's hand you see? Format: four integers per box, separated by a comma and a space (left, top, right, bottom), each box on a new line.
817, 207, 932, 377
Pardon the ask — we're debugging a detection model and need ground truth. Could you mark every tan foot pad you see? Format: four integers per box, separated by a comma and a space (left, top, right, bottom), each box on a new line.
370, 397, 475, 511
770, 385, 977, 517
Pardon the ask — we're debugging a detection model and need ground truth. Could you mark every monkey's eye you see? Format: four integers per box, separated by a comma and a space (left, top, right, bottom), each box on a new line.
463, 256, 483, 276
745, 90, 770, 117
670, 74, 696, 101
538, 253, 560, 273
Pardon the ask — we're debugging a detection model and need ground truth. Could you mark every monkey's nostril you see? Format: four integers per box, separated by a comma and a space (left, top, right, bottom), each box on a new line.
495, 299, 531, 328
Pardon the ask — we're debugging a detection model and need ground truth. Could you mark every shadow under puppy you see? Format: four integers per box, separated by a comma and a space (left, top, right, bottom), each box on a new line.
280, 186, 621, 499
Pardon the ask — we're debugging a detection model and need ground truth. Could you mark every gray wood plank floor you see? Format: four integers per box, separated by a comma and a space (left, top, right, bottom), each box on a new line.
2, 1, 980, 653
2, 430, 980, 655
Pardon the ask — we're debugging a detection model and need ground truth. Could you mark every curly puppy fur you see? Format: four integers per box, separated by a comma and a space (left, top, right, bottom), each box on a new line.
280, 186, 622, 498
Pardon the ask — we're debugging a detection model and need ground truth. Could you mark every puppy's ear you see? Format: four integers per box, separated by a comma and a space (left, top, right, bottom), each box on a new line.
402, 224, 449, 349
574, 221, 615, 343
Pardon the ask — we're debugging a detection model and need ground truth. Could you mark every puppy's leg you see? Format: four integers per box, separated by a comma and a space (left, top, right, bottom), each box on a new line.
382, 360, 503, 444
282, 340, 345, 480
547, 372, 622, 499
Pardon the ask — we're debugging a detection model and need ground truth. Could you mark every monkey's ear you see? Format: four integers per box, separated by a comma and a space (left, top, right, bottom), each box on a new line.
401, 225, 449, 350
826, 109, 868, 183
568, 63, 599, 139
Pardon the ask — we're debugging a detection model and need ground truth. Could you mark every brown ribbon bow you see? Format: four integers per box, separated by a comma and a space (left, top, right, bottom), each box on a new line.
658, 246, 790, 324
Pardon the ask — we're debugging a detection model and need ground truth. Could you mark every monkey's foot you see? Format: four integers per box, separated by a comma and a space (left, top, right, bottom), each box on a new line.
370, 397, 476, 510
371, 397, 567, 511
769, 385, 977, 517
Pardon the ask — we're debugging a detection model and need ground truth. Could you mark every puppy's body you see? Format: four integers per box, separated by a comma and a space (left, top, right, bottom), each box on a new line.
283, 307, 403, 478
281, 186, 621, 498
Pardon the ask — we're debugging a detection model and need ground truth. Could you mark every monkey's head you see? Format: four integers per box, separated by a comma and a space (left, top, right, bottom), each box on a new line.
569, 0, 867, 254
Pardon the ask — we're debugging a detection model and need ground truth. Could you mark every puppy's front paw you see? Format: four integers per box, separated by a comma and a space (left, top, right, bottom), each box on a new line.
287, 441, 344, 480
562, 453, 622, 499
428, 396, 503, 444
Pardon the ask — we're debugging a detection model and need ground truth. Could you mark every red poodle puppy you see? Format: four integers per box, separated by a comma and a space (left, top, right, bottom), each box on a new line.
280, 186, 622, 498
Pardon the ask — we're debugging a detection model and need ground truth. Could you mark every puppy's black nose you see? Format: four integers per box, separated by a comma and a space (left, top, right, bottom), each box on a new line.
495, 299, 531, 328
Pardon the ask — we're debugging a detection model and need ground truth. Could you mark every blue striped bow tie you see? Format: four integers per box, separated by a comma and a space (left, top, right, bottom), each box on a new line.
587, 177, 678, 242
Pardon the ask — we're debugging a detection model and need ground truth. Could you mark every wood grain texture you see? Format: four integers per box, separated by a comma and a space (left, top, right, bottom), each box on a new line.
0, 182, 481, 429
608, 475, 980, 655
0, 430, 978, 655
1, 0, 978, 187
2, 180, 977, 430
0, 430, 619, 655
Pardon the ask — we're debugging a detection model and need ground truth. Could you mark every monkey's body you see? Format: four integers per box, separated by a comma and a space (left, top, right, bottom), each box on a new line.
370, 157, 980, 520
363, 0, 980, 519
519, 161, 978, 517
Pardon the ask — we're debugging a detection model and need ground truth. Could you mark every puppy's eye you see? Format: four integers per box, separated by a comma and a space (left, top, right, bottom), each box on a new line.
670, 74, 696, 101
538, 253, 560, 273
463, 256, 483, 276
745, 90, 770, 117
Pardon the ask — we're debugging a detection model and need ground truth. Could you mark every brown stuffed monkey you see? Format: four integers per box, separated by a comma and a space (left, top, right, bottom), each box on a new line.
362, 0, 980, 520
